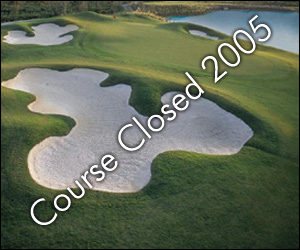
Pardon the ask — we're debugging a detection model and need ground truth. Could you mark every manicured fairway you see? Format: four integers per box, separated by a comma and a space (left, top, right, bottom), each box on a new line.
1, 12, 299, 248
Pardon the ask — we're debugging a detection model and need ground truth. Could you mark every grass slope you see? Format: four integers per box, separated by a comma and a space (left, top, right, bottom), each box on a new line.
1, 12, 299, 249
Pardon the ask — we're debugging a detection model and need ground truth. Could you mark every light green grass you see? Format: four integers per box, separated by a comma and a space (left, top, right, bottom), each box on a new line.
1, 12, 299, 249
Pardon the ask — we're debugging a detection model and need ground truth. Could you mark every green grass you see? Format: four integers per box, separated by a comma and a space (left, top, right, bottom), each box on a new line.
1, 12, 299, 249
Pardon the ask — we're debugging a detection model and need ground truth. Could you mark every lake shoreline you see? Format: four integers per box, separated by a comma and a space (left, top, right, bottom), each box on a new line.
159, 7, 299, 18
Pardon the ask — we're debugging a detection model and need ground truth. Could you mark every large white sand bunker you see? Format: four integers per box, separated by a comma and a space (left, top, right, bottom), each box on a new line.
2, 68, 253, 192
189, 30, 220, 40
3, 23, 78, 45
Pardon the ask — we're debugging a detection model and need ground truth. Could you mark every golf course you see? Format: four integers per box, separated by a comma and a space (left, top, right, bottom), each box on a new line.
1, 10, 299, 249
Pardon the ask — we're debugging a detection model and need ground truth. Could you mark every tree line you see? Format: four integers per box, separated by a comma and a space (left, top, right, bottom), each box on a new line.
132, 1, 299, 17
1, 1, 127, 22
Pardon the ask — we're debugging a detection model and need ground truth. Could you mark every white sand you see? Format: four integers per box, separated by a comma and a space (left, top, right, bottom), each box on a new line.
189, 30, 220, 40
2, 68, 253, 193
3, 23, 78, 45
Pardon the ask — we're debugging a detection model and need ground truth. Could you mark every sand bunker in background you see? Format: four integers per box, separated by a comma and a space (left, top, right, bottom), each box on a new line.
3, 23, 78, 45
2, 68, 253, 192
189, 30, 220, 40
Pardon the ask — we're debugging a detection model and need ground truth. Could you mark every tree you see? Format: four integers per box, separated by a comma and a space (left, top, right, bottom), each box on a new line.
11, 1, 22, 19
62, 1, 68, 15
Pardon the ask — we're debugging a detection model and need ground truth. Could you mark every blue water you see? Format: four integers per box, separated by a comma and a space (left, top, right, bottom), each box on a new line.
168, 10, 299, 53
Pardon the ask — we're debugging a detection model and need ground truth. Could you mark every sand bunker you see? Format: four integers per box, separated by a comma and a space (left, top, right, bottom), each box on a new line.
3, 23, 78, 45
189, 30, 220, 40
2, 68, 253, 192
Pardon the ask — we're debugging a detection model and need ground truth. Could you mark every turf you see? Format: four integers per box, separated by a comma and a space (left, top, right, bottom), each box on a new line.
1, 12, 299, 249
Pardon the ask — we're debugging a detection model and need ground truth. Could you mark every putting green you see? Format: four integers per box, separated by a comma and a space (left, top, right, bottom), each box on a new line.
1, 12, 299, 249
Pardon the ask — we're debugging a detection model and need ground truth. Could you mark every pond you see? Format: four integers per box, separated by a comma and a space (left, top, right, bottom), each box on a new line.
168, 10, 299, 53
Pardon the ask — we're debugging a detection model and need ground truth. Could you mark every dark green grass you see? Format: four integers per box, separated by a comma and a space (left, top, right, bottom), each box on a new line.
1, 12, 299, 249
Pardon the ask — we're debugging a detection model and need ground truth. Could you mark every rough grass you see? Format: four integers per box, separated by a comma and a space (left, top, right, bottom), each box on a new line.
1, 12, 299, 249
